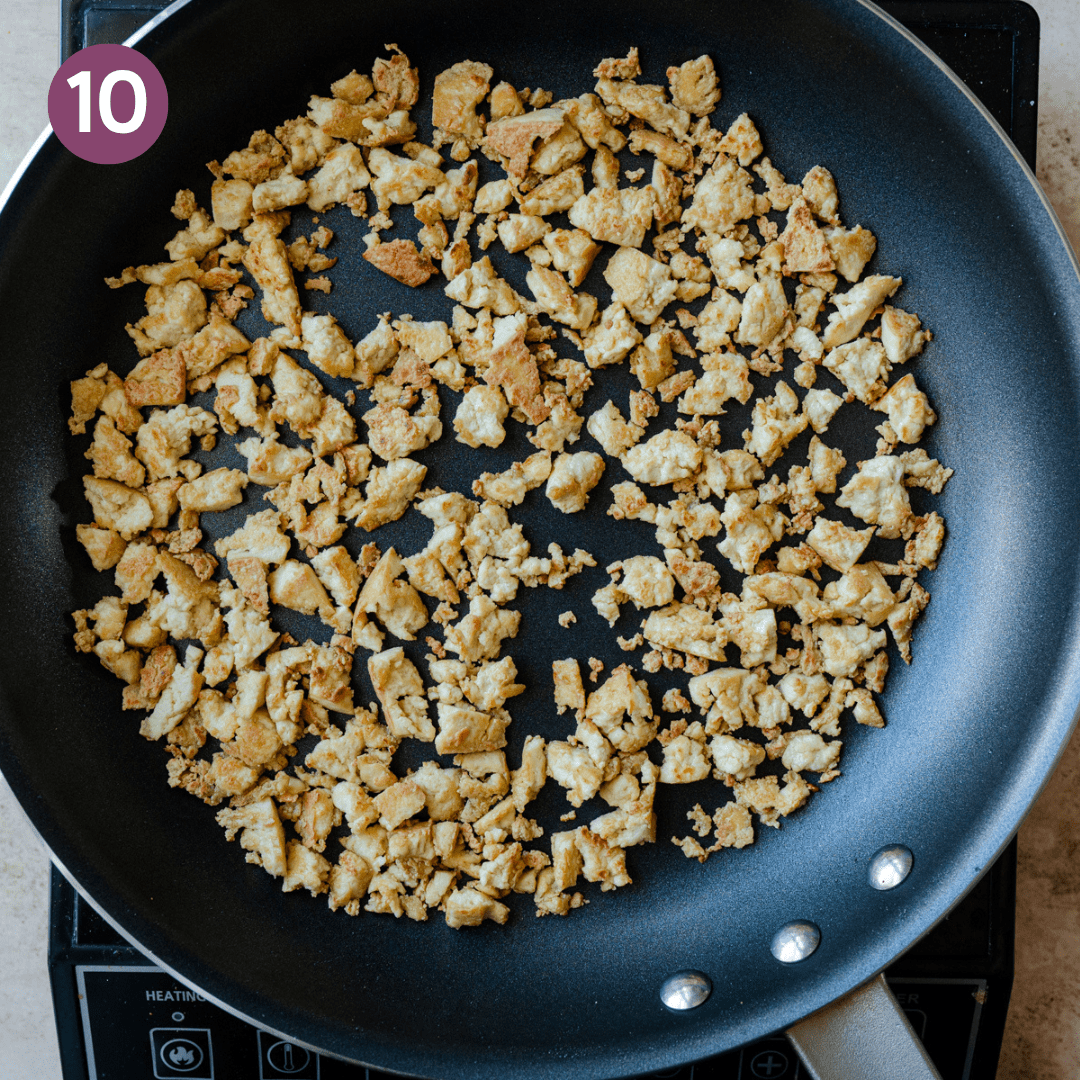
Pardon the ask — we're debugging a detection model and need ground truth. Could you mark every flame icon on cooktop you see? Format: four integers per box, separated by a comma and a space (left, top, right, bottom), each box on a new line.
150, 1030, 212, 1078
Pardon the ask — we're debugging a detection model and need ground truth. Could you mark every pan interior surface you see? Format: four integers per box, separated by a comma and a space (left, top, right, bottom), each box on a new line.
1, 0, 1079, 1076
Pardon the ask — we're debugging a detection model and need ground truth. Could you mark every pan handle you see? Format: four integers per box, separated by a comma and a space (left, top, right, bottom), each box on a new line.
785, 973, 943, 1080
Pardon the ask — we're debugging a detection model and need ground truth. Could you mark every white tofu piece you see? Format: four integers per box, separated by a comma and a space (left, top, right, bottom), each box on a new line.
778, 673, 831, 718
823, 338, 891, 404
252, 174, 309, 212
822, 275, 901, 348
497, 214, 551, 253
803, 388, 844, 433
806, 517, 875, 573
744, 380, 807, 466
581, 301, 644, 367
178, 467, 248, 513
694, 291, 744, 351
735, 273, 789, 348
782, 731, 841, 773
526, 266, 596, 330
872, 373, 937, 444
709, 734, 766, 780
836, 455, 913, 539
667, 55, 721, 116
880, 306, 928, 365
823, 224, 877, 283
603, 247, 678, 324
568, 186, 654, 248
621, 430, 702, 485
717, 491, 786, 575
301, 313, 355, 379
704, 238, 755, 294
545, 451, 605, 513
454, 385, 508, 448
306, 143, 370, 212
659, 734, 712, 784
475, 179, 515, 213
587, 400, 644, 457
816, 622, 887, 678
369, 647, 435, 741
682, 155, 756, 234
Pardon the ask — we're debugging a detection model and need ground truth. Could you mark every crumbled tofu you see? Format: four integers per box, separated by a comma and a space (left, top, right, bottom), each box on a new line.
485, 108, 565, 178
82, 476, 154, 540
542, 228, 601, 286
545, 452, 605, 513
444, 256, 521, 315
683, 155, 756, 234
603, 247, 678, 324
355, 548, 429, 640
667, 55, 720, 116
444, 887, 509, 928
744, 380, 807, 466
454, 385, 509, 448
822, 275, 901, 349
659, 734, 712, 784
497, 214, 551, 254
717, 491, 785, 575
580, 301, 644, 368
568, 186, 654, 248
243, 235, 302, 345
621, 430, 702, 485
778, 672, 831, 718
432, 60, 493, 144
216, 797, 287, 878
880, 306, 928, 365
803, 388, 845, 433
817, 622, 887, 678
73, 46, 951, 930
824, 224, 877, 283
806, 517, 876, 573
872, 374, 936, 444
836, 456, 913, 539
473, 451, 552, 507
178, 467, 248, 513
679, 355, 751, 414
823, 338, 891, 404
710, 734, 766, 780
364, 239, 436, 288
269, 559, 334, 619
369, 647, 435, 741
587, 400, 644, 457
526, 266, 596, 331
735, 272, 789, 348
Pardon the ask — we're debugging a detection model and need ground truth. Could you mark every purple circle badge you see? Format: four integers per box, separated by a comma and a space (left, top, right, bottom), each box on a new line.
48, 44, 168, 165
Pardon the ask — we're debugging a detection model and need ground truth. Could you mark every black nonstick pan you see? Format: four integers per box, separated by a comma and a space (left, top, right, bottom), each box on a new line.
1, 0, 1079, 1076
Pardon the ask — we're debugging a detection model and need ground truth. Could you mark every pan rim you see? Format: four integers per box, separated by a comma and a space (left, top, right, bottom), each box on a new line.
1, 0, 1079, 1074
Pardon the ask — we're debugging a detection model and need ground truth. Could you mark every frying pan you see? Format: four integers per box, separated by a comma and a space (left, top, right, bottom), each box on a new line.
1, 0, 1079, 1076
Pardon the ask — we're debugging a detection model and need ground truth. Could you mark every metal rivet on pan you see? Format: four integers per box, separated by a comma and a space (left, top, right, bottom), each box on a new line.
868, 845, 914, 891
771, 921, 821, 963
659, 970, 712, 1011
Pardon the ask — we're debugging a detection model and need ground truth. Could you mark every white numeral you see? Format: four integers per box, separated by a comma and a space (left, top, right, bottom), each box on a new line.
66, 69, 91, 132
98, 70, 146, 134
66, 68, 147, 134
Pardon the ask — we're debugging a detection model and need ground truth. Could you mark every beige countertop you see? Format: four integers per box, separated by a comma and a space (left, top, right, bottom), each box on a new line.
0, 1, 1077, 1076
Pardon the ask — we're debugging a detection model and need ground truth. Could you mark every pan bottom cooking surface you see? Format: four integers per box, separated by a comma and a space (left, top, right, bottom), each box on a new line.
49, 847, 1015, 1079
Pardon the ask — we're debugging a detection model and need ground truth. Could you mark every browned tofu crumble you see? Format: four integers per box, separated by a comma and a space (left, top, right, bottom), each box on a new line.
70, 45, 950, 928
